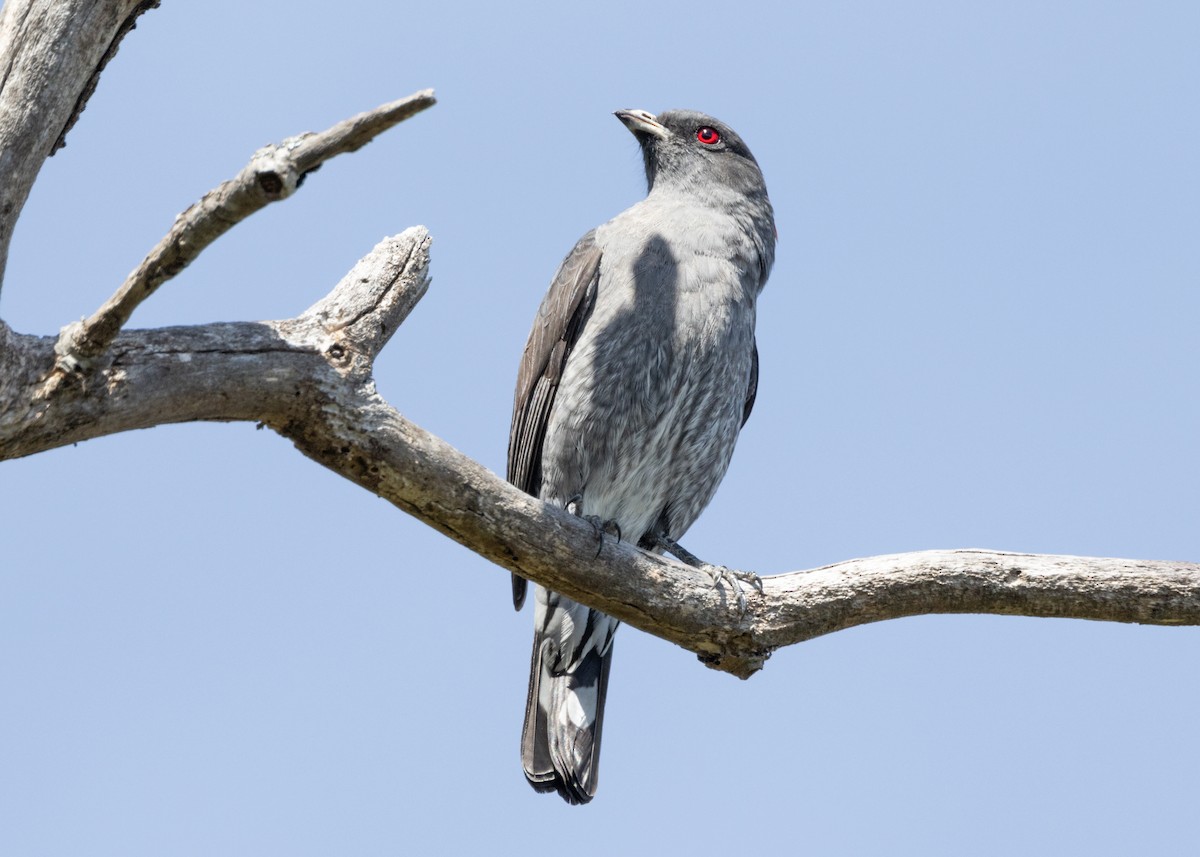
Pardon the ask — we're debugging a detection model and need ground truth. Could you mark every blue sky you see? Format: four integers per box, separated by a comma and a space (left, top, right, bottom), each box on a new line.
2, 1, 1198, 854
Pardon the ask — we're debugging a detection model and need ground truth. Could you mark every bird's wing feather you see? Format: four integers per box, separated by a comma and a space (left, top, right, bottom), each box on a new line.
741, 339, 759, 427
507, 231, 603, 610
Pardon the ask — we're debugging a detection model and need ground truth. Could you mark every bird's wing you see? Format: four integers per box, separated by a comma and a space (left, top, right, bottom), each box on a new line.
507, 230, 603, 610
741, 338, 759, 427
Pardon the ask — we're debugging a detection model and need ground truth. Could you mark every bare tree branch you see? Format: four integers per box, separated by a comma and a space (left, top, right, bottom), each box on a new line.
1, 1, 1195, 688
0, 0, 159, 290
0, 229, 430, 454
47, 89, 436, 384
3, 229, 1197, 679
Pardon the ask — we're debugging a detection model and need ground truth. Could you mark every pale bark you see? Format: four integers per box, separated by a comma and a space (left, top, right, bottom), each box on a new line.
0, 0, 160, 288
1, 0, 1197, 680
48, 89, 435, 382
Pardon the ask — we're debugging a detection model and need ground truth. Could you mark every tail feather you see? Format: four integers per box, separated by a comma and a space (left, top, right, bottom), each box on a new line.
521, 593, 615, 805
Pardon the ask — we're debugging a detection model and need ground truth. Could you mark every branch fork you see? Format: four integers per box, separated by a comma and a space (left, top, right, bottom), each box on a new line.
42, 89, 436, 392
1, 3, 1197, 682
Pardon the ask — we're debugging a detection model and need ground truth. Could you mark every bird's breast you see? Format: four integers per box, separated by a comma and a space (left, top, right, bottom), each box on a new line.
538, 214, 759, 539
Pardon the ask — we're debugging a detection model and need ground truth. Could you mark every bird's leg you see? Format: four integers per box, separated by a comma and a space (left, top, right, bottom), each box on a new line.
565, 495, 622, 558
652, 533, 763, 613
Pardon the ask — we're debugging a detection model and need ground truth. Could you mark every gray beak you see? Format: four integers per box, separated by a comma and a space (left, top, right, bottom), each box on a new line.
614, 108, 669, 140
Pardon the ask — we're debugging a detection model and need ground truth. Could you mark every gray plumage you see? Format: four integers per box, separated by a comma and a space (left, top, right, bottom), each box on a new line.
507, 108, 776, 804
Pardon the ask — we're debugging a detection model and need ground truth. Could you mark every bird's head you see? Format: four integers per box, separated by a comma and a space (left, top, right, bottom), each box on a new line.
614, 108, 768, 201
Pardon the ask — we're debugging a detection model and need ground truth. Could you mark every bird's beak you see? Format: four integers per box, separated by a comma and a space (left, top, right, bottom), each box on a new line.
614, 109, 668, 140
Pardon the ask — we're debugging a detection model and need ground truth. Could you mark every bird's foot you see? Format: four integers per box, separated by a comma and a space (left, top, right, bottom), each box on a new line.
566, 495, 621, 558
653, 534, 762, 613
700, 564, 763, 613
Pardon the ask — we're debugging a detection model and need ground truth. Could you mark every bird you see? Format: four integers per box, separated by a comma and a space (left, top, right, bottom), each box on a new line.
506, 108, 776, 804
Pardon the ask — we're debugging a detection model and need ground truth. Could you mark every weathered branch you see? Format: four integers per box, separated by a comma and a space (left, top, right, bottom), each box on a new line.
0, 0, 159, 290
0, 229, 431, 453
3, 229, 1197, 678
47, 89, 436, 382
1, 2, 1195, 684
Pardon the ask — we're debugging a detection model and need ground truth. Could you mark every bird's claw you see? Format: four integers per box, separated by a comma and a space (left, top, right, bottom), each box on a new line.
699, 563, 761, 614
582, 516, 622, 557
734, 568, 765, 595
565, 496, 621, 557
651, 533, 760, 613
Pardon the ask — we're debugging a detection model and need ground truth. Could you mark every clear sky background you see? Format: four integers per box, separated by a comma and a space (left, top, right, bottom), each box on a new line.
2, 1, 1198, 854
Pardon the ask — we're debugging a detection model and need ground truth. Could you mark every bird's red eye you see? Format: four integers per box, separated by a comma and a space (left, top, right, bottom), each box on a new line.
696, 126, 720, 145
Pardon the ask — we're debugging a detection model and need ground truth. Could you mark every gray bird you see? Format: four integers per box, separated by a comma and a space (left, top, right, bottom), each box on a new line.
507, 108, 776, 804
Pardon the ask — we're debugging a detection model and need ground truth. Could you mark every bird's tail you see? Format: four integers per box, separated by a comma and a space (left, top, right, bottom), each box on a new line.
521, 589, 616, 804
